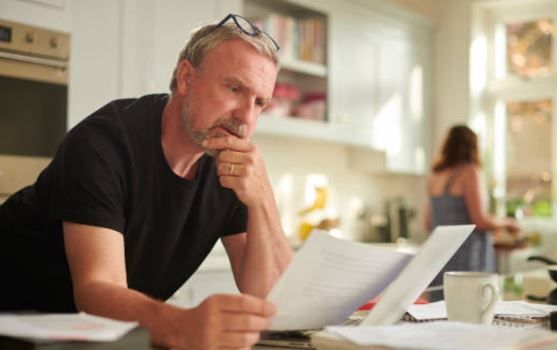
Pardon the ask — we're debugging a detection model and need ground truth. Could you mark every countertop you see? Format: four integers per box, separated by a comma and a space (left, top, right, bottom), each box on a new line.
199, 237, 421, 273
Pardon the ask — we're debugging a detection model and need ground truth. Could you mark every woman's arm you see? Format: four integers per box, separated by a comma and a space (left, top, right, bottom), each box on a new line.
462, 166, 519, 233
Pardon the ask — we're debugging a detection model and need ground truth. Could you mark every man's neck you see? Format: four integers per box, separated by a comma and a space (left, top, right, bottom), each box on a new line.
161, 96, 204, 180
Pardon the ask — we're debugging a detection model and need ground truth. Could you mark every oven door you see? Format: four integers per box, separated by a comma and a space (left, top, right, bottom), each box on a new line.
0, 51, 68, 156
0, 52, 68, 201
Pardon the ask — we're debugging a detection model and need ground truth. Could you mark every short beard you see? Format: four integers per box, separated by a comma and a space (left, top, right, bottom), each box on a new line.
179, 97, 248, 158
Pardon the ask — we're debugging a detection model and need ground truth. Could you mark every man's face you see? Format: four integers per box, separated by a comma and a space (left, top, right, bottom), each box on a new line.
178, 39, 278, 155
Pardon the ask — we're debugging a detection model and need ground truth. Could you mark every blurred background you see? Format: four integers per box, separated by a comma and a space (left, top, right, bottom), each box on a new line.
1, 0, 557, 305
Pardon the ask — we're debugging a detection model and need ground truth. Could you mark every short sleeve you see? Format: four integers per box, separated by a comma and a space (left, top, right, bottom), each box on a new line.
48, 120, 127, 233
221, 202, 247, 236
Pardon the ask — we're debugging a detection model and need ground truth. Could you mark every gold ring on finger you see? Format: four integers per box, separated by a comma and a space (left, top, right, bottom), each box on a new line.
229, 163, 235, 176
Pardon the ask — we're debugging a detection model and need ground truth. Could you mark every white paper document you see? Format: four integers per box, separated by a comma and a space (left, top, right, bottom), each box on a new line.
407, 300, 557, 320
324, 322, 557, 350
406, 300, 448, 320
360, 225, 474, 326
267, 232, 414, 330
0, 312, 137, 342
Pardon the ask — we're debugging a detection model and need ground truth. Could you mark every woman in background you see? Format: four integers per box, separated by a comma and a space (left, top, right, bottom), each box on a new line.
425, 125, 520, 288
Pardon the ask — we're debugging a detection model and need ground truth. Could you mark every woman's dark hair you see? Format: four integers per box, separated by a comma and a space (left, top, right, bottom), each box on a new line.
432, 125, 480, 172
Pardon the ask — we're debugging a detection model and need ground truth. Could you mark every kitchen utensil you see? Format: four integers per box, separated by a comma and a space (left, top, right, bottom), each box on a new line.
384, 197, 416, 242
526, 287, 557, 305
527, 256, 557, 282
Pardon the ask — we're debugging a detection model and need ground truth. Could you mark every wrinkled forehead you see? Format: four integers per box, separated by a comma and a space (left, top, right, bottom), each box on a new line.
201, 39, 278, 92
200, 38, 277, 68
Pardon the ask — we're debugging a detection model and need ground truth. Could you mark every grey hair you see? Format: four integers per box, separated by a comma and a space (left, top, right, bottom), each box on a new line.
169, 21, 279, 91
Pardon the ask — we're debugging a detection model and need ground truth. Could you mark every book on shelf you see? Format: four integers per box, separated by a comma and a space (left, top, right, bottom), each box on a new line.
253, 14, 325, 64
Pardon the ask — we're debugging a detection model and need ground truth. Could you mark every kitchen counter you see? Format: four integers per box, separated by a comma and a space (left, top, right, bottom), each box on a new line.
198, 236, 422, 273
519, 217, 557, 235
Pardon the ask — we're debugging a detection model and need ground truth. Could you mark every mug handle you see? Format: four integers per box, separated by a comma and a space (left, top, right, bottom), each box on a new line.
480, 283, 498, 323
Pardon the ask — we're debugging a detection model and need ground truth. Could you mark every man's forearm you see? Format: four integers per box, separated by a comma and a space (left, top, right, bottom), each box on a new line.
73, 281, 183, 348
239, 198, 293, 297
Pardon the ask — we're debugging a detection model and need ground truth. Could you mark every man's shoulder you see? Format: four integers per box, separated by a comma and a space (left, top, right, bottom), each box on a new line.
68, 94, 168, 138
93, 93, 168, 121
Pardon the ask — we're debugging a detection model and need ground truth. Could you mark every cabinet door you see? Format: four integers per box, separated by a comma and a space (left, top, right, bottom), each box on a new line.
329, 5, 432, 174
376, 39, 430, 174
118, 0, 239, 96
329, 12, 378, 148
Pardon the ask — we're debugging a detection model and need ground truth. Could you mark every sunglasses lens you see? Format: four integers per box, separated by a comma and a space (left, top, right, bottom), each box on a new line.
217, 14, 279, 51
262, 32, 280, 51
234, 16, 258, 35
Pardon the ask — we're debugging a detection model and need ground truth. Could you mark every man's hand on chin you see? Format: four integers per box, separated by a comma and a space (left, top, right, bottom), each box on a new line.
203, 136, 273, 208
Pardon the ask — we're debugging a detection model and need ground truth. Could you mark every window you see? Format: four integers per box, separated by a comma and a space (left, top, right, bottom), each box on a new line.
473, 1, 557, 219
506, 19, 553, 78
505, 99, 552, 218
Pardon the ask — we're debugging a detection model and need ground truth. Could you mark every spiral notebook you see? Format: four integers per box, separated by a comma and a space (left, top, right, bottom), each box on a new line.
405, 300, 557, 328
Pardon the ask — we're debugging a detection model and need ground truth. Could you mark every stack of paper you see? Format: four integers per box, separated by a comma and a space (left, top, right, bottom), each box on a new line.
312, 322, 557, 350
0, 312, 137, 342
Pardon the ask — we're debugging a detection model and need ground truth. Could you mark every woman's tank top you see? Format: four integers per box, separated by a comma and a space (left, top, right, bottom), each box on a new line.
429, 169, 495, 288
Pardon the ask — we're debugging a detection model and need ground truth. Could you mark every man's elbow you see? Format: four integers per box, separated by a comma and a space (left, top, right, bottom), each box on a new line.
71, 279, 122, 313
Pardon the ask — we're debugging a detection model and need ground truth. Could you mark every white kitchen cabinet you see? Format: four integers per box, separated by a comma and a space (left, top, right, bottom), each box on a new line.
69, 0, 433, 174
119, 0, 231, 95
22, 0, 434, 173
373, 39, 432, 174
68, 0, 238, 126
328, 0, 433, 174
239, 0, 433, 174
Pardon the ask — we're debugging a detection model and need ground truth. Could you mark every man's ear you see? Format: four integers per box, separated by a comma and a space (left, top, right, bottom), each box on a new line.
176, 60, 196, 96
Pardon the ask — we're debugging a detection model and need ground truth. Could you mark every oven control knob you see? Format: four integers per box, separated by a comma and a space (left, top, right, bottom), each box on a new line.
49, 37, 59, 49
25, 32, 35, 44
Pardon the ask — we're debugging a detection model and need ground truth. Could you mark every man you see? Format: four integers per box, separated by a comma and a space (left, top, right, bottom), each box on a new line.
0, 14, 292, 349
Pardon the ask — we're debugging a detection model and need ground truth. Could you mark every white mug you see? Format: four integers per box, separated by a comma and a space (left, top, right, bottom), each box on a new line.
443, 271, 500, 324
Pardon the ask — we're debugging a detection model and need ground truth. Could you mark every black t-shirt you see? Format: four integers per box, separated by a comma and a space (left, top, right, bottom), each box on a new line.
0, 94, 247, 312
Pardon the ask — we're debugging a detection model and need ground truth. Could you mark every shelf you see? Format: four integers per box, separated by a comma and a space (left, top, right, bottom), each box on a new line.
256, 114, 334, 142
281, 59, 327, 77
255, 114, 389, 173
256, 114, 380, 147
244, 0, 329, 123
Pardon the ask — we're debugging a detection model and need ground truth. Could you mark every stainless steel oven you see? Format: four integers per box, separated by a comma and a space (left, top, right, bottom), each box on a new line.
0, 18, 69, 201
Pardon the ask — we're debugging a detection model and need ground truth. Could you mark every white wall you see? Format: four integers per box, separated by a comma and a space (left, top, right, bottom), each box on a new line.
68, 0, 241, 127
68, 0, 122, 127
432, 0, 521, 149
254, 135, 427, 242
0, 0, 70, 31
433, 0, 473, 149
389, 0, 439, 20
